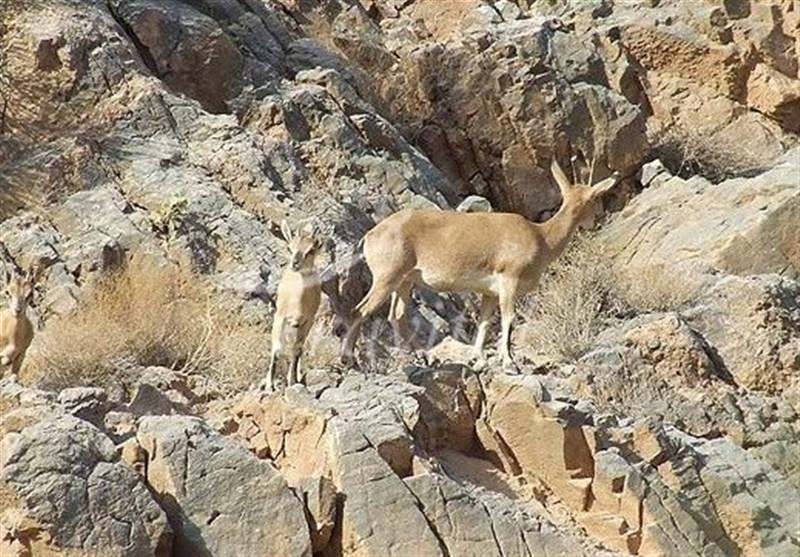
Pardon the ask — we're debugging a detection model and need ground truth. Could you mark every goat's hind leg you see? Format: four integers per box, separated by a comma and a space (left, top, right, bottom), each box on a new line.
388, 279, 414, 347
341, 276, 400, 365
473, 294, 498, 361
498, 278, 521, 373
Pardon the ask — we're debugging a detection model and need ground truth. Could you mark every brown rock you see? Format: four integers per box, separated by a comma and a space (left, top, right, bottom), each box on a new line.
296, 476, 338, 553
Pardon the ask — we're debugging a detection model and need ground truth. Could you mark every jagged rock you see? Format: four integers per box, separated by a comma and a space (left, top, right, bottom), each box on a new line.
555, 0, 800, 171
317, 376, 423, 477
683, 275, 800, 393
407, 366, 483, 453
640, 427, 800, 557
405, 472, 584, 557
281, 0, 651, 216
109, 0, 245, 114
0, 413, 171, 557
136, 415, 311, 557
230, 381, 444, 555
127, 383, 180, 416
579, 313, 742, 437
326, 418, 444, 556
296, 475, 338, 553
456, 195, 493, 212
57, 386, 109, 427
479, 372, 800, 556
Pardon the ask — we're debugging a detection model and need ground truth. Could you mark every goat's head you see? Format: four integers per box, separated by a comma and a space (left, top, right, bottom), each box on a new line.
281, 220, 321, 272
4, 265, 39, 315
550, 157, 620, 228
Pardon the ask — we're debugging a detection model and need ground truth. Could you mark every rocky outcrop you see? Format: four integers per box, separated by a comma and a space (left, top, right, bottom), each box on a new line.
0, 397, 171, 557
2, 0, 799, 555
270, 0, 652, 216
602, 151, 800, 284
218, 373, 607, 556
137, 415, 311, 557
477, 374, 800, 557
543, 0, 800, 176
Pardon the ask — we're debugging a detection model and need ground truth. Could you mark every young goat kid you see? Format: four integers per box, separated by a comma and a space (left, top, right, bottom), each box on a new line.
341, 158, 619, 369
266, 222, 322, 390
1, 265, 41, 376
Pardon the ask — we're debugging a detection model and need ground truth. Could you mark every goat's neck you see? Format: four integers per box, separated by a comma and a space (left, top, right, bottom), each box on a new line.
540, 201, 583, 258
6, 303, 27, 318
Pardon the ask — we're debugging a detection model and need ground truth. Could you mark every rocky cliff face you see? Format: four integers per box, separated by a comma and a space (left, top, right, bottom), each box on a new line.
1, 0, 799, 556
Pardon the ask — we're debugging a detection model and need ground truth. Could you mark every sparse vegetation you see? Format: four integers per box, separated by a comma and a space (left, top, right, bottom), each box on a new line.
517, 234, 617, 361
25, 255, 270, 393
517, 234, 699, 362
612, 263, 701, 314
149, 196, 189, 239
651, 124, 768, 183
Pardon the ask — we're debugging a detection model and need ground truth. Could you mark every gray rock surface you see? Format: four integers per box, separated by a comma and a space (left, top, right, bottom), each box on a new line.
1, 413, 171, 557
600, 148, 800, 284
137, 415, 312, 557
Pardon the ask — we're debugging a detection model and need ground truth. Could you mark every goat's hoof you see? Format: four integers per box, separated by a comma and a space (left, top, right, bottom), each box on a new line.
257, 379, 275, 392
340, 354, 357, 369
502, 360, 521, 375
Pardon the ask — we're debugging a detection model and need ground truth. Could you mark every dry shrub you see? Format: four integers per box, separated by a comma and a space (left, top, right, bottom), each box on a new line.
26, 256, 269, 393
517, 234, 616, 362
651, 124, 767, 183
518, 234, 702, 362
612, 264, 701, 314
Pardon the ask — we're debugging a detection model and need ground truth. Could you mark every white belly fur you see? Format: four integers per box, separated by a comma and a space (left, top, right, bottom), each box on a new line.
417, 268, 500, 296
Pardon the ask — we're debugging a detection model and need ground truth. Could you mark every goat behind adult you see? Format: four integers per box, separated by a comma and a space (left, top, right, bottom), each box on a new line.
341, 158, 619, 368
266, 221, 322, 390
1, 265, 41, 376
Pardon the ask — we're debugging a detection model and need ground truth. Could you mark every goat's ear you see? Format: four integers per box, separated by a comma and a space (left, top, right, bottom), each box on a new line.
2, 267, 9, 285
590, 172, 620, 198
280, 220, 293, 243
550, 158, 573, 195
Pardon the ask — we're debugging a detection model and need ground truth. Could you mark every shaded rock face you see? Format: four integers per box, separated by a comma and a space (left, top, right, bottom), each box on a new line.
270, 0, 652, 216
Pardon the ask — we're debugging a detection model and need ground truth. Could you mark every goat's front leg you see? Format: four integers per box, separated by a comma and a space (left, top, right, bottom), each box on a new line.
473, 295, 498, 359
498, 279, 520, 372
10, 349, 26, 375
288, 352, 301, 386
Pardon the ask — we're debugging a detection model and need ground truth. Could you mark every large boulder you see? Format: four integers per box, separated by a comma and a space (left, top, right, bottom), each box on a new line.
136, 415, 311, 557
601, 150, 800, 284
1, 411, 171, 557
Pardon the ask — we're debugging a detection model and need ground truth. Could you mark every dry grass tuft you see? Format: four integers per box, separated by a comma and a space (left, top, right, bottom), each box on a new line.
26, 256, 270, 393
517, 235, 699, 362
517, 234, 617, 362
612, 264, 701, 314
